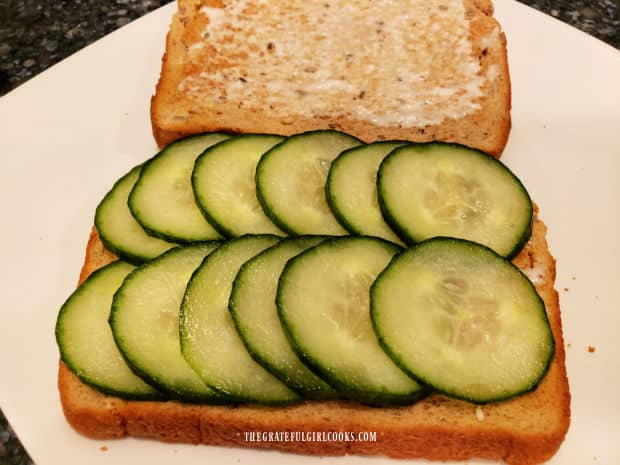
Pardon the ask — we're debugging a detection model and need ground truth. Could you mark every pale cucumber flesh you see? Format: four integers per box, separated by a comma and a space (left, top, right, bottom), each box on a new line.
181, 235, 300, 404
371, 238, 554, 403
95, 165, 174, 265
277, 236, 425, 405
327, 141, 406, 244
378, 143, 533, 257
230, 236, 337, 399
256, 130, 362, 235
56, 261, 161, 399
129, 133, 230, 242
110, 243, 222, 401
192, 134, 285, 236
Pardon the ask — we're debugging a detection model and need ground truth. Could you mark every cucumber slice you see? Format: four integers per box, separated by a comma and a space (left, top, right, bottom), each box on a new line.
192, 134, 286, 237
110, 243, 223, 401
180, 235, 300, 405
377, 143, 533, 257
371, 238, 554, 403
326, 141, 407, 244
128, 133, 230, 242
55, 261, 161, 399
230, 236, 337, 399
95, 165, 174, 265
256, 130, 363, 235
277, 237, 425, 405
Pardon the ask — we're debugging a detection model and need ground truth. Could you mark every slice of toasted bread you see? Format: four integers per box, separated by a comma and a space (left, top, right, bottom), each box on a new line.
58, 210, 569, 465
150, 0, 511, 157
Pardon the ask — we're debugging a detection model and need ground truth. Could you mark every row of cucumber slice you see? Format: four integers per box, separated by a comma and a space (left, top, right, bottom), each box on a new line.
95, 130, 533, 265
57, 233, 554, 406
57, 130, 551, 406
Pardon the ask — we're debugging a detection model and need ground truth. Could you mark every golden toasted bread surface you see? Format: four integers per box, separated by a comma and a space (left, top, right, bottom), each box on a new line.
150, 0, 511, 156
58, 212, 569, 465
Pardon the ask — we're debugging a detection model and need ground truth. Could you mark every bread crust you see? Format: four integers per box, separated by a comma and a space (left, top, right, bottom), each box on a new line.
58, 213, 569, 465
150, 0, 511, 157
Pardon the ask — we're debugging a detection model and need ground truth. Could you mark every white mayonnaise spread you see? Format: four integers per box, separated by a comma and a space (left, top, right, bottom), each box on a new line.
179, 0, 499, 127
475, 405, 485, 421
523, 265, 545, 286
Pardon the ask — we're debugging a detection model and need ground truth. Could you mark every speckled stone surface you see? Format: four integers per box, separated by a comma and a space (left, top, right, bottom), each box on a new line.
524, 0, 619, 45
0, 0, 170, 95
0, 0, 618, 463
0, 412, 32, 465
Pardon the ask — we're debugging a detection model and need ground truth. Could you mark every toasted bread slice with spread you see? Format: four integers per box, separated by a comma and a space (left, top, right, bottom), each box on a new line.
58, 210, 569, 465
150, 0, 511, 157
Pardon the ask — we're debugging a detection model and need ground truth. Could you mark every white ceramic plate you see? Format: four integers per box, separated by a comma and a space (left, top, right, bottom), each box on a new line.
0, 1, 618, 464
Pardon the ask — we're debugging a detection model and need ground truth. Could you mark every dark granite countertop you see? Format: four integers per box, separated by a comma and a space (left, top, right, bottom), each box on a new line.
0, 0, 618, 463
